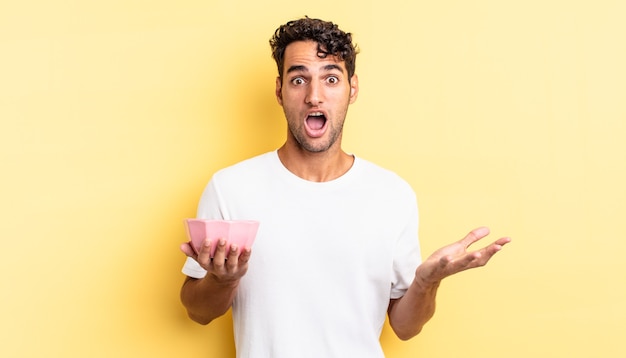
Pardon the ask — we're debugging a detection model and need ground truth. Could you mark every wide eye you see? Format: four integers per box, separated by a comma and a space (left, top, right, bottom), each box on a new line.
326, 76, 339, 84
291, 77, 305, 85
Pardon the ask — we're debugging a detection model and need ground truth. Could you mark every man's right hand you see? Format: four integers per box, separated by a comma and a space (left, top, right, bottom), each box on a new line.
181, 239, 252, 285
180, 239, 252, 324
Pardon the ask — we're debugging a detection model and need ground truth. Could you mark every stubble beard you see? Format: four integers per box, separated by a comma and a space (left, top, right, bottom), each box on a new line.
289, 120, 344, 153
285, 108, 347, 153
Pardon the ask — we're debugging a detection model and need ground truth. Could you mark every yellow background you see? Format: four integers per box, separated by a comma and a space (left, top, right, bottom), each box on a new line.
2, 1, 625, 357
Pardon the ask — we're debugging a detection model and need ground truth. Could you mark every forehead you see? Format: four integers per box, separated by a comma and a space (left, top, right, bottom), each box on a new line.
283, 40, 346, 73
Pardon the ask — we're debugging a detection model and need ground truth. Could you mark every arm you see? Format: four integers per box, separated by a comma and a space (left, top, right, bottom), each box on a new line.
387, 227, 511, 340
180, 238, 252, 325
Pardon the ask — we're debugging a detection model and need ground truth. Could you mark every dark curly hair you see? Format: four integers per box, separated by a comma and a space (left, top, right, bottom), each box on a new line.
270, 17, 359, 81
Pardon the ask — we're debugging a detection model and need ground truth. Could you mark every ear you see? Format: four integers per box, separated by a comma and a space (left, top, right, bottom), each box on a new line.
275, 76, 283, 106
349, 74, 359, 104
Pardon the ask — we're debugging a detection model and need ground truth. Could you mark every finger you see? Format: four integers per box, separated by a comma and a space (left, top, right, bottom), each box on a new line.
196, 239, 213, 266
456, 251, 483, 269
481, 237, 512, 258
239, 247, 252, 264
211, 238, 228, 268
460, 227, 491, 247
180, 242, 197, 258
495, 237, 512, 246
225, 244, 240, 269
434, 252, 481, 279
438, 255, 452, 268
467, 238, 511, 268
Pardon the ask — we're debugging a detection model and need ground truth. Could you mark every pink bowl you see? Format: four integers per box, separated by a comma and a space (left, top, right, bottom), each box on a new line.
183, 219, 260, 257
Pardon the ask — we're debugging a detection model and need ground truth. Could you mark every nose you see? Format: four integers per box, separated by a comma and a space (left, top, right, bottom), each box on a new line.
305, 81, 323, 105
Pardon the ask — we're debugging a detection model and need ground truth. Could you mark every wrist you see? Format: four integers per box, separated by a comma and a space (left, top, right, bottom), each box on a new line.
414, 277, 440, 291
201, 273, 240, 290
413, 268, 441, 291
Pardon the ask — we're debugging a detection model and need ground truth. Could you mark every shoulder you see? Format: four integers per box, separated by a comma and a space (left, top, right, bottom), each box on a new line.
349, 156, 418, 210
213, 151, 278, 180
354, 156, 414, 193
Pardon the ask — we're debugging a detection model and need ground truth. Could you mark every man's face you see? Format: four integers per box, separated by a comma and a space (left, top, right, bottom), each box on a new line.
276, 40, 358, 153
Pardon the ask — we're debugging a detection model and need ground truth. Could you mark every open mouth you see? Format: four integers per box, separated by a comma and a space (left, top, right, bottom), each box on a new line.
306, 111, 327, 131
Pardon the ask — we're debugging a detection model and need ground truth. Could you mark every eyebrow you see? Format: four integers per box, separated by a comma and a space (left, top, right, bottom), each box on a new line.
286, 64, 345, 75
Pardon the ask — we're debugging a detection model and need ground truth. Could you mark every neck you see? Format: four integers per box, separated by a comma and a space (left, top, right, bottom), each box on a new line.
277, 143, 354, 182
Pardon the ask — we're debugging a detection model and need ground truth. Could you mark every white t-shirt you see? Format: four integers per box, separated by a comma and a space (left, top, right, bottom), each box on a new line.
182, 151, 421, 358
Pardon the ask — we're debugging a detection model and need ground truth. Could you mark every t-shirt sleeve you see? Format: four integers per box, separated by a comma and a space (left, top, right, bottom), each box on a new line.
390, 195, 421, 299
182, 256, 207, 279
196, 177, 226, 220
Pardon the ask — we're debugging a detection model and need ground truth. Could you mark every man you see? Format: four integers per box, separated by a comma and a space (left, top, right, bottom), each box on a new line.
180, 17, 511, 357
